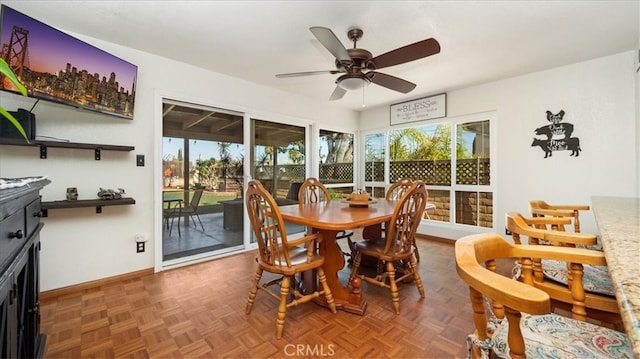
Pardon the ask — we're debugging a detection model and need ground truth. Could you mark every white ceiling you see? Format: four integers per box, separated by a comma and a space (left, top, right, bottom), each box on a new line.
5, 0, 639, 112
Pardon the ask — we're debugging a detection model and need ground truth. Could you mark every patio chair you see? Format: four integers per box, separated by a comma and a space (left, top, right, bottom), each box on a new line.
165, 189, 204, 235
179, 189, 205, 231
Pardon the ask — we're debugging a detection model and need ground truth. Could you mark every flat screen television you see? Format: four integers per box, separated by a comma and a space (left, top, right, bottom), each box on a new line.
0, 5, 137, 120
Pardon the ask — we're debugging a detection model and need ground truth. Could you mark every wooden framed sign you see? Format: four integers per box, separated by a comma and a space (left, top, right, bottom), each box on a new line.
390, 93, 447, 125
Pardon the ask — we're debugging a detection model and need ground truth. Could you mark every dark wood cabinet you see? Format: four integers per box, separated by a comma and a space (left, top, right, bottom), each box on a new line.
0, 179, 49, 358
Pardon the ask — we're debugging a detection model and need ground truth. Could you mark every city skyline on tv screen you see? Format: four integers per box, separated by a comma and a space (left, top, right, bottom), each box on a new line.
0, 5, 137, 119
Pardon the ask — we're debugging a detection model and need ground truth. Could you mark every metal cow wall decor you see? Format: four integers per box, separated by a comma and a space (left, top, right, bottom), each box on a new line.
531, 110, 581, 158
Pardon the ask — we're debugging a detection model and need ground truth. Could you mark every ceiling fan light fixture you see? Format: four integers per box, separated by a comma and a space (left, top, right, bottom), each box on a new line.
337, 75, 370, 90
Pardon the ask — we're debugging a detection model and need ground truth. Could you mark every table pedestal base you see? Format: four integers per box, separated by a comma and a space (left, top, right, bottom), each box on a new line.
301, 230, 368, 315
305, 275, 367, 315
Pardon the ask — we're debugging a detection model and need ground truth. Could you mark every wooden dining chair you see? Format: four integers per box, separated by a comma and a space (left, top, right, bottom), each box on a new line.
529, 200, 590, 233
244, 180, 336, 339
361, 178, 422, 261
455, 233, 632, 359
505, 212, 621, 329
386, 178, 424, 261
386, 178, 414, 200
297, 177, 355, 258
349, 180, 427, 314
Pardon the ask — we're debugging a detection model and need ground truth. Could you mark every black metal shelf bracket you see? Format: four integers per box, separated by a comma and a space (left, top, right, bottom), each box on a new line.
96, 205, 103, 214
95, 148, 101, 160
39, 145, 47, 159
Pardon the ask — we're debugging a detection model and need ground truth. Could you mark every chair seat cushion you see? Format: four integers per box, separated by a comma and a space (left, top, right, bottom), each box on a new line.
355, 237, 385, 250
492, 313, 633, 358
542, 259, 615, 296
263, 246, 316, 268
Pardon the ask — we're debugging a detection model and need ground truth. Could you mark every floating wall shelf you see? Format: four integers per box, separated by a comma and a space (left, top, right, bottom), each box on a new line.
0, 138, 135, 159
40, 197, 136, 216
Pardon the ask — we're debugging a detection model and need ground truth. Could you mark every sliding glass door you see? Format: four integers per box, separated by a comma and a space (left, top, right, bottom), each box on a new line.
160, 102, 315, 262
249, 118, 307, 243
162, 100, 245, 262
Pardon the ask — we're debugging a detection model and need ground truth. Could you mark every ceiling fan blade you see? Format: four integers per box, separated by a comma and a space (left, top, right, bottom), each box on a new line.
366, 71, 416, 93
329, 85, 347, 100
310, 26, 352, 63
276, 70, 340, 78
369, 38, 440, 70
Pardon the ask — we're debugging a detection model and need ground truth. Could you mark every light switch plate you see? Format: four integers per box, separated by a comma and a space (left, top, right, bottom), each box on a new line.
136, 154, 145, 166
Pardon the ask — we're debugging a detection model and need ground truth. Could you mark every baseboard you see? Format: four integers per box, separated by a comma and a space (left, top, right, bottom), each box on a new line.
41, 236, 447, 301
40, 268, 154, 301
416, 233, 455, 245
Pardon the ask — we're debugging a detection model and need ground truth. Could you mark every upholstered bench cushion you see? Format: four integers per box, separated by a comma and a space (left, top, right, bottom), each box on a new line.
542, 259, 615, 296
492, 313, 633, 358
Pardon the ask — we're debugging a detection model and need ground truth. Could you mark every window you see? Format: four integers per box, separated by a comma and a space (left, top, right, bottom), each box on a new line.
363, 115, 494, 229
319, 129, 354, 197
454, 120, 492, 227
364, 133, 385, 197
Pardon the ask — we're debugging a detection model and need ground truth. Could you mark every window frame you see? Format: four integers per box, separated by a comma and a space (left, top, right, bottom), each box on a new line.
360, 111, 496, 236
314, 124, 358, 194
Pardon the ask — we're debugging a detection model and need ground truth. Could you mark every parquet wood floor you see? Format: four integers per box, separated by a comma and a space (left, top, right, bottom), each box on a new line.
41, 238, 477, 359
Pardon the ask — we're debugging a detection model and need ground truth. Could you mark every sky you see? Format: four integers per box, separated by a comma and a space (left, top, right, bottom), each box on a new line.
164, 129, 476, 164
163, 137, 306, 165
163, 137, 245, 162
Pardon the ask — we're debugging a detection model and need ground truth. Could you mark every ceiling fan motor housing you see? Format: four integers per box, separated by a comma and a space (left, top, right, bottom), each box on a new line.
336, 73, 370, 90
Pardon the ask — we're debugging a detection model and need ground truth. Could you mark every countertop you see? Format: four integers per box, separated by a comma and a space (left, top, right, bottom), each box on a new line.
591, 196, 640, 358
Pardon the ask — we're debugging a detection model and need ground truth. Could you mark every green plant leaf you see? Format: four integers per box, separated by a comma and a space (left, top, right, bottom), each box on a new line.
0, 58, 29, 141
0, 107, 28, 140
0, 58, 27, 96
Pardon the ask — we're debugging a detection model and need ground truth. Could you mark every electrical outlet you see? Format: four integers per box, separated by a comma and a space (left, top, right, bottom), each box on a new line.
505, 228, 512, 236
137, 241, 145, 253
136, 154, 145, 166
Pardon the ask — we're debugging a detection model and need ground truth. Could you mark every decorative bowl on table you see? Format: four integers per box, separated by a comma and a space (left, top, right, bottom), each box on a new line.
341, 192, 377, 207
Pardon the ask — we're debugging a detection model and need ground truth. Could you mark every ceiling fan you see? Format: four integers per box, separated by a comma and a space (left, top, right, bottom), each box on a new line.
276, 27, 440, 100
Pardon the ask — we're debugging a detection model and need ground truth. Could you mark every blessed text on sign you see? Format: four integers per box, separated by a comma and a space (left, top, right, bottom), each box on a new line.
390, 93, 446, 125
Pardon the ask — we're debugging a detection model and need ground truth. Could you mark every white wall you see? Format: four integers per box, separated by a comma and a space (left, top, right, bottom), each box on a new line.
360, 51, 638, 239
0, 34, 358, 291
0, 10, 636, 291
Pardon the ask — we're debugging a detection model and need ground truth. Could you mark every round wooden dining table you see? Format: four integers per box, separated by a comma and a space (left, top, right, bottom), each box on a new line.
278, 199, 398, 315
